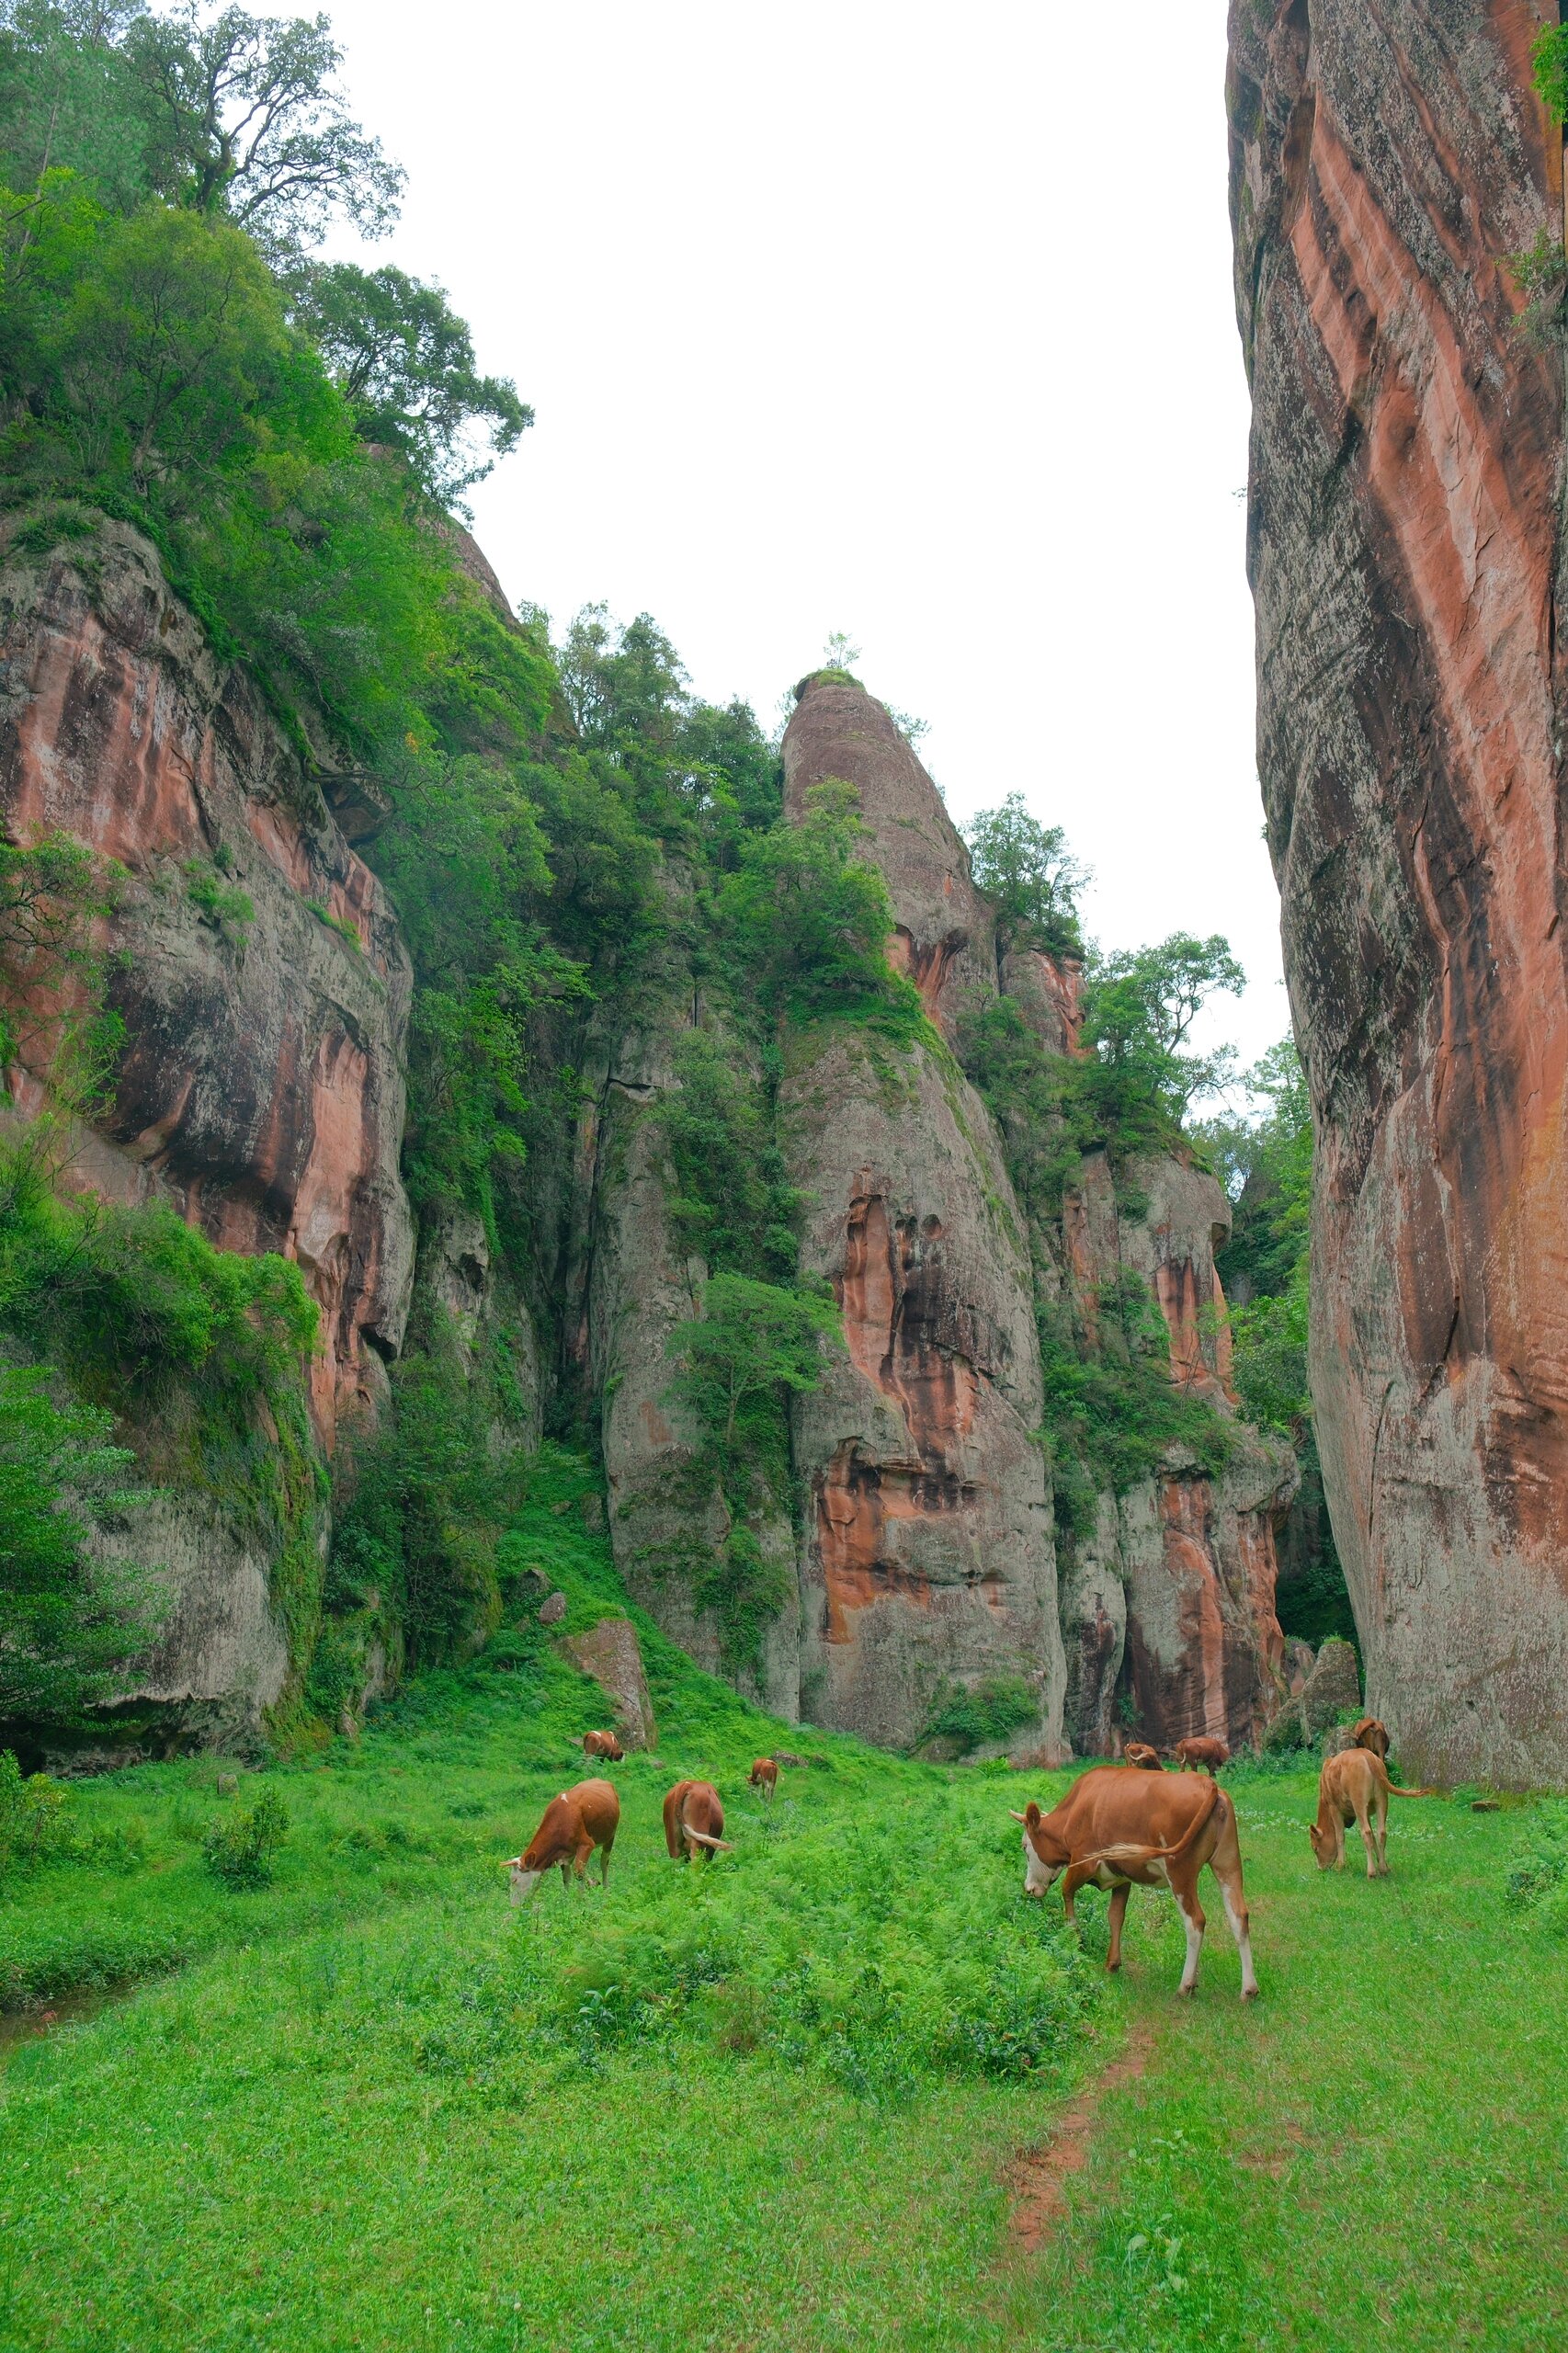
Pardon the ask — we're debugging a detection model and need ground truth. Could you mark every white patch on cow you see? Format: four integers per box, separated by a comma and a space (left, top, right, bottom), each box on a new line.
1221, 1884, 1259, 1999
509, 1866, 543, 1906
1021, 1830, 1058, 1898
1178, 1908, 1204, 1995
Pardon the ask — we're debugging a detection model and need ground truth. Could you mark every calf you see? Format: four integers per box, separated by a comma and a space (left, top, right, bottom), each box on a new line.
747, 1757, 778, 1802
1172, 1736, 1230, 1777
1011, 1765, 1258, 1999
664, 1778, 733, 1859
506, 1779, 619, 1903
1310, 1747, 1428, 1879
1121, 1742, 1163, 1770
1349, 1715, 1390, 1762
582, 1729, 624, 1762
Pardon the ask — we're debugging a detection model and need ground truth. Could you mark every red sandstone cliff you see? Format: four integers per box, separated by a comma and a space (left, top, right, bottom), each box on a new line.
1230, 0, 1568, 1783
0, 515, 415, 1733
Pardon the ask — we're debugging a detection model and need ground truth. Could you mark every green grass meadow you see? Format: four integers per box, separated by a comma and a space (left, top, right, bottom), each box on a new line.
4, 1473, 1564, 2350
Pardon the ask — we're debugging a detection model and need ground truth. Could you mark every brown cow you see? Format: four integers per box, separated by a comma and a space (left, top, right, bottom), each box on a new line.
664, 1779, 733, 1859
1121, 1742, 1163, 1770
1172, 1736, 1230, 1777
1011, 1765, 1258, 1999
506, 1779, 619, 1903
1310, 1747, 1429, 1878
748, 1757, 778, 1802
582, 1729, 624, 1762
1349, 1716, 1391, 1762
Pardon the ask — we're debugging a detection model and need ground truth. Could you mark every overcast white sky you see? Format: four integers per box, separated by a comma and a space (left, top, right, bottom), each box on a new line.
324, 0, 1286, 1076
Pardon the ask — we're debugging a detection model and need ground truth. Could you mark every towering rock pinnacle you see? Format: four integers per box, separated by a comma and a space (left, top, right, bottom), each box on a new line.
779, 678, 1069, 1754
1229, 0, 1568, 1782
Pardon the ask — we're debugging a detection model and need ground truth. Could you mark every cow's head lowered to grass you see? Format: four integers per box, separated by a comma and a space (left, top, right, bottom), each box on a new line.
1010, 1802, 1069, 1898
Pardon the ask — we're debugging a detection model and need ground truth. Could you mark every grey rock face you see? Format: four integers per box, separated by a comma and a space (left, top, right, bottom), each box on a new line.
1229, 3, 1568, 1784
561, 1617, 657, 1750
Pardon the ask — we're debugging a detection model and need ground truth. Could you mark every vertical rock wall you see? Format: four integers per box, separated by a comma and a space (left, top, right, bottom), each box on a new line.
1229, 0, 1568, 1783
0, 517, 416, 1734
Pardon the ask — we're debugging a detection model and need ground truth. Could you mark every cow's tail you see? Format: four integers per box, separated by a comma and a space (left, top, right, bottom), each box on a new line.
1076, 1777, 1224, 1873
1387, 1782, 1436, 1799
684, 1828, 734, 1851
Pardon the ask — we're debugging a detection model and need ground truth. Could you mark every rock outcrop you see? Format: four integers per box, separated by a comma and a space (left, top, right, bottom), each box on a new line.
1229, 0, 1568, 1783
1, 516, 416, 1739
0, 518, 415, 1432
780, 680, 1066, 1757
560, 1617, 657, 1751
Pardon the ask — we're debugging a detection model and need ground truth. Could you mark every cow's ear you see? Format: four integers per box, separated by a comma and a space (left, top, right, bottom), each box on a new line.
1025, 1802, 1042, 1831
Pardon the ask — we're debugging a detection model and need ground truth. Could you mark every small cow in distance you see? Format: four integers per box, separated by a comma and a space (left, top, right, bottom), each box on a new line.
1310, 1747, 1429, 1878
748, 1757, 778, 1802
1122, 1742, 1163, 1770
506, 1779, 619, 1903
665, 1779, 733, 1859
1012, 1766, 1257, 1998
1348, 1715, 1391, 1761
1173, 1736, 1231, 1777
582, 1729, 624, 1762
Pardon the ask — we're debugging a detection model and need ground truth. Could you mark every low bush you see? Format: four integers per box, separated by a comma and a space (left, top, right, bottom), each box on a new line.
201, 1786, 290, 1888
1506, 1802, 1568, 1932
916, 1677, 1039, 1757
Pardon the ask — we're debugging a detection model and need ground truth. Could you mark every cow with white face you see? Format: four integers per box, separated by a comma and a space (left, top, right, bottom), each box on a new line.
505, 1779, 619, 1903
1011, 1765, 1259, 2000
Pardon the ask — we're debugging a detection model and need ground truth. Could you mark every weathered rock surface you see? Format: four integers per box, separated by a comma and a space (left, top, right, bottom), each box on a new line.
1265, 1634, 1363, 1753
0, 517, 415, 1741
1229, 0, 1568, 1783
781, 680, 1065, 1758
0, 519, 416, 1433
560, 1616, 657, 1750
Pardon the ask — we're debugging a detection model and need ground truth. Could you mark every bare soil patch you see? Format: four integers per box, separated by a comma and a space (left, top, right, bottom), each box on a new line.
1006, 2023, 1155, 2255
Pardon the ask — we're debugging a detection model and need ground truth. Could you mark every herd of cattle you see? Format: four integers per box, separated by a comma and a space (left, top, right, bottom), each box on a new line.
503, 1717, 1431, 2001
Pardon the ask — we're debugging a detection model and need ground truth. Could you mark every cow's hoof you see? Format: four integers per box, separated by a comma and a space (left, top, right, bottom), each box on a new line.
1178, 1983, 1198, 1999
1242, 1985, 1261, 2002
1105, 1958, 1121, 1973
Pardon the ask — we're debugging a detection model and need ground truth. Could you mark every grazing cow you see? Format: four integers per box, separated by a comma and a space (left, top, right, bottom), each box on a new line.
1010, 1765, 1258, 1999
1172, 1736, 1231, 1777
748, 1757, 778, 1802
1310, 1747, 1429, 1878
582, 1729, 624, 1762
664, 1779, 733, 1859
1349, 1716, 1391, 1762
505, 1779, 619, 1902
1121, 1742, 1163, 1770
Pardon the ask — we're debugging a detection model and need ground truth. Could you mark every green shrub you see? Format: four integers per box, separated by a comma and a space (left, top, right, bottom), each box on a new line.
201, 1786, 290, 1888
916, 1677, 1039, 1757
0, 1748, 74, 1879
1506, 1803, 1568, 1932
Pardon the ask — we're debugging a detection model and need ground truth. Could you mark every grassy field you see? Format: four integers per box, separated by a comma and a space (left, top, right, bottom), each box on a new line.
3, 1470, 1564, 2350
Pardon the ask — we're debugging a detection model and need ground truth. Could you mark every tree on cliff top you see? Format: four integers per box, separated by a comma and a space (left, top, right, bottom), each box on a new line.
964, 792, 1086, 961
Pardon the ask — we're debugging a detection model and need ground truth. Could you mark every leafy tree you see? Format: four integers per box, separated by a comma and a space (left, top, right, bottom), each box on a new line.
124, 2, 403, 252
665, 1273, 842, 1462
0, 3, 153, 218
658, 1031, 799, 1283
719, 779, 923, 1040
0, 1360, 164, 1726
0, 830, 124, 1114
1200, 1037, 1311, 1306
964, 791, 1087, 960
290, 261, 530, 507
1078, 929, 1244, 1135
1534, 21, 1568, 124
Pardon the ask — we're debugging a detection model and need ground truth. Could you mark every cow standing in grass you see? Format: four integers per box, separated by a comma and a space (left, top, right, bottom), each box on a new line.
506, 1779, 619, 1903
1121, 1743, 1163, 1770
583, 1730, 624, 1761
748, 1758, 778, 1802
1348, 1716, 1390, 1762
664, 1779, 733, 1859
1011, 1766, 1259, 1999
1310, 1748, 1429, 1878
1172, 1736, 1230, 1776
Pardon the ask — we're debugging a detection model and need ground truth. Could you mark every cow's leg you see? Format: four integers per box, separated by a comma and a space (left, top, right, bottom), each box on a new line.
1105, 1881, 1131, 1972
1173, 1876, 1206, 1995
1374, 1790, 1389, 1877
1333, 1812, 1347, 1869
598, 1837, 613, 1888
1354, 1795, 1378, 1880
1213, 1863, 1260, 2000
1060, 1862, 1094, 1934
